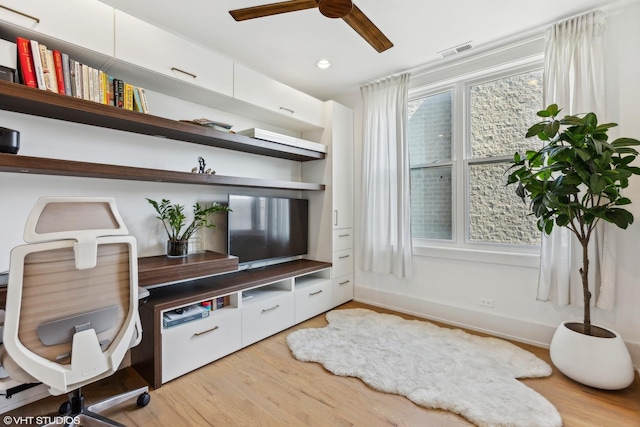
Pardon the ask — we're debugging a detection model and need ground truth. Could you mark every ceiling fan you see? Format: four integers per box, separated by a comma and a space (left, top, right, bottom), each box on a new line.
229, 0, 393, 53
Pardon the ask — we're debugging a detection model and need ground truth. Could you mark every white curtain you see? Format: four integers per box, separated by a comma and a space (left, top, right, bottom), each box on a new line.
360, 73, 413, 278
538, 10, 614, 310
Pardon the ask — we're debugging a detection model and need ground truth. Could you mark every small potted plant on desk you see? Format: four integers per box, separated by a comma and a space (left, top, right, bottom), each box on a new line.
146, 198, 230, 257
507, 104, 640, 389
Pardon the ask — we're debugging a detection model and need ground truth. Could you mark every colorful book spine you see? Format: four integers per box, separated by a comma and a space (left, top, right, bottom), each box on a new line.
132, 85, 143, 112
29, 40, 46, 90
40, 46, 58, 93
16, 37, 37, 88
124, 82, 134, 110
52, 50, 65, 94
99, 70, 106, 104
114, 78, 124, 108
61, 53, 72, 96
82, 64, 90, 100
73, 60, 83, 98
137, 87, 149, 114
92, 68, 99, 103
107, 75, 114, 106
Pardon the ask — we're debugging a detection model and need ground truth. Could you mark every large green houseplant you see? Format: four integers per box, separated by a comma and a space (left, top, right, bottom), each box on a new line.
507, 104, 639, 389
147, 198, 230, 256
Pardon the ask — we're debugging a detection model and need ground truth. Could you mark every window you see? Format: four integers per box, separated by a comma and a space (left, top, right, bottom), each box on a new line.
408, 66, 543, 251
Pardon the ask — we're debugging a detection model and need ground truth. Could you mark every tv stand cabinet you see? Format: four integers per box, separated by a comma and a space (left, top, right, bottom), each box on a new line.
132, 259, 333, 389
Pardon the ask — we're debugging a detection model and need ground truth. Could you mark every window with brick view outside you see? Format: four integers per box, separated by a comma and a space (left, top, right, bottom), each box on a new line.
408, 68, 543, 247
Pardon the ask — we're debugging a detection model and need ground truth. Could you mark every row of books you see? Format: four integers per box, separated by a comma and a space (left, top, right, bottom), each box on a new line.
16, 37, 149, 113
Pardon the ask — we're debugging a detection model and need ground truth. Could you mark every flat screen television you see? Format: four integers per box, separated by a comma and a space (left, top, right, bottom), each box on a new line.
227, 194, 309, 264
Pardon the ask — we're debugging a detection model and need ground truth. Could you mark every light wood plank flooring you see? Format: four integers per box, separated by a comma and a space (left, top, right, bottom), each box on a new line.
6, 301, 640, 426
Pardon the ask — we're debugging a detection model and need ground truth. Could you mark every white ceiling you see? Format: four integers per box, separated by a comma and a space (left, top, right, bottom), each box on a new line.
99, 0, 620, 101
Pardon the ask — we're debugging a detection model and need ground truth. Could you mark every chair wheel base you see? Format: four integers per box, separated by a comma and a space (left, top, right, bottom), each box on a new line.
137, 392, 150, 407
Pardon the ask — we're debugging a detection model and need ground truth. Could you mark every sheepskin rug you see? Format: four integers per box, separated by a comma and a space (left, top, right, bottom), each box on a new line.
286, 308, 562, 427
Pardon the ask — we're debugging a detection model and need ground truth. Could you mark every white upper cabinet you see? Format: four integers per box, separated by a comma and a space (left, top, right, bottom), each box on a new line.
114, 10, 233, 98
0, 0, 114, 56
233, 63, 324, 129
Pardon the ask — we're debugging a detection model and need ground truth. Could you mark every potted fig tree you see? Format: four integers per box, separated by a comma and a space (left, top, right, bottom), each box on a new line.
507, 104, 639, 389
147, 198, 230, 257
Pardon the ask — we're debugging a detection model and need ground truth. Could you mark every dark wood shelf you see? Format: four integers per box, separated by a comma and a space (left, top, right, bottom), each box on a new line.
144, 259, 332, 310
0, 153, 325, 191
138, 251, 239, 288
0, 80, 325, 162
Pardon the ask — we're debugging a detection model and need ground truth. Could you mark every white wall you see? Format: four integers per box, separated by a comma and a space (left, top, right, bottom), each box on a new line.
346, 2, 640, 366
0, 89, 304, 270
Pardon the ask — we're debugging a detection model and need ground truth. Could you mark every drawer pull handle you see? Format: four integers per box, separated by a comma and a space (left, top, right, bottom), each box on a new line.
261, 304, 280, 313
279, 106, 294, 115
171, 67, 197, 79
193, 326, 219, 337
310, 290, 323, 296
0, 5, 40, 23
338, 254, 350, 259
338, 234, 350, 238
339, 280, 350, 286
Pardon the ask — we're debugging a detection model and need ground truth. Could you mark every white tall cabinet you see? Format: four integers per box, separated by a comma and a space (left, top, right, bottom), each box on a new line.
303, 101, 354, 306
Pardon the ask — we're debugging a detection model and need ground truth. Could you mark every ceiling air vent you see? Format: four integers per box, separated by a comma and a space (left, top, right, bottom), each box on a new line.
438, 41, 474, 58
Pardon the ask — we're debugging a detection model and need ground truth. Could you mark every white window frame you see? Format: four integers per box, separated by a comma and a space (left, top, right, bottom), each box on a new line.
409, 60, 544, 265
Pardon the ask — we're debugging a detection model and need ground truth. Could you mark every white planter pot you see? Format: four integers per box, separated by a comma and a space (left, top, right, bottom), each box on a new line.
550, 321, 634, 390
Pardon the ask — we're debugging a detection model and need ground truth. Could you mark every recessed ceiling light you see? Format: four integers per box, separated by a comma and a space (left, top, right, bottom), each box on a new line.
316, 59, 332, 69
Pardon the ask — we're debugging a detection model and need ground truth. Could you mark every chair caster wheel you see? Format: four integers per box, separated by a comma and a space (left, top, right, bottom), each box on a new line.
58, 401, 71, 414
137, 392, 150, 407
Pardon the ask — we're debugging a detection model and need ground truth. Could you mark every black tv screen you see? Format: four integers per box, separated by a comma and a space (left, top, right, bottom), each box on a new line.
228, 195, 309, 264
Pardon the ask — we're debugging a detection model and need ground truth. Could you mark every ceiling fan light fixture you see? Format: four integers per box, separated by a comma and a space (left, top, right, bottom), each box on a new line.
316, 59, 332, 69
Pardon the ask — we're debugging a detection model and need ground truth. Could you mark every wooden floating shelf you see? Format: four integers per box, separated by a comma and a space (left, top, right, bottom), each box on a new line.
0, 153, 325, 191
138, 251, 239, 288
0, 80, 325, 162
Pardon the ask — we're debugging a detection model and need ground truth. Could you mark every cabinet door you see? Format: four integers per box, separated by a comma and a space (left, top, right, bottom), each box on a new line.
331, 103, 354, 229
115, 11, 233, 97
0, 0, 114, 56
332, 249, 354, 278
333, 274, 354, 306
294, 278, 332, 323
241, 291, 294, 347
234, 64, 324, 128
162, 307, 242, 383
333, 228, 353, 252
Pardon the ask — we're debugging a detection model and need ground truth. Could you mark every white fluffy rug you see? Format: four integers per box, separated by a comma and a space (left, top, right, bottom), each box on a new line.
286, 308, 562, 427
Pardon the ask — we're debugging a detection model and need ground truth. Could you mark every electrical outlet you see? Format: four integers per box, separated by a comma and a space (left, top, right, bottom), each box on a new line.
479, 297, 494, 308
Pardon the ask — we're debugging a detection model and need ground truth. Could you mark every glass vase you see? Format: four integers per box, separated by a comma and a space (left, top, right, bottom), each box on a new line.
166, 240, 188, 257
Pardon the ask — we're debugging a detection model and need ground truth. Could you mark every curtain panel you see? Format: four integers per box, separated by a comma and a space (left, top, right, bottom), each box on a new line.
360, 73, 413, 278
539, 10, 614, 310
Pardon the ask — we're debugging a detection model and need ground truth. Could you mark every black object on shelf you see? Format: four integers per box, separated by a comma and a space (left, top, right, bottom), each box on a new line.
0, 127, 19, 154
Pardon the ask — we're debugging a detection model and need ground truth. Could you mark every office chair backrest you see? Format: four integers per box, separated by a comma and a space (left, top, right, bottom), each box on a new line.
3, 197, 138, 395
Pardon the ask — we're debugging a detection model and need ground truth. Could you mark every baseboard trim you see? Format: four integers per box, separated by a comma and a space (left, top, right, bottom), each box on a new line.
354, 287, 640, 369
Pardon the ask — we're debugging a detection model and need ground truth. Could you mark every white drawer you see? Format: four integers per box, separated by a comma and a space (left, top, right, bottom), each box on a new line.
162, 307, 241, 383
333, 274, 354, 306
241, 291, 294, 347
295, 277, 332, 323
333, 228, 353, 251
332, 249, 354, 278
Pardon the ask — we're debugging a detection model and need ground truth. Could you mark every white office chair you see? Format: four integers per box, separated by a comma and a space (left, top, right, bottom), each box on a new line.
1, 197, 149, 426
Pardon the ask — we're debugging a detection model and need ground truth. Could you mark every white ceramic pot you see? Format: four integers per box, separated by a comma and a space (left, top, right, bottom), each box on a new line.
550, 321, 634, 390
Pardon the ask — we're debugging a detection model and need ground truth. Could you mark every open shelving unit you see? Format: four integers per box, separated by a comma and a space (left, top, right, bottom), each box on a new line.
0, 80, 326, 191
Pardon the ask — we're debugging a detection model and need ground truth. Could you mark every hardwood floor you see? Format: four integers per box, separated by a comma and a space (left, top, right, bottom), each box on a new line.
6, 301, 640, 426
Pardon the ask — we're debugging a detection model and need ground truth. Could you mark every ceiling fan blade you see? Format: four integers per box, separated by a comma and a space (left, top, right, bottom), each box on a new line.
342, 4, 393, 53
230, 0, 319, 21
